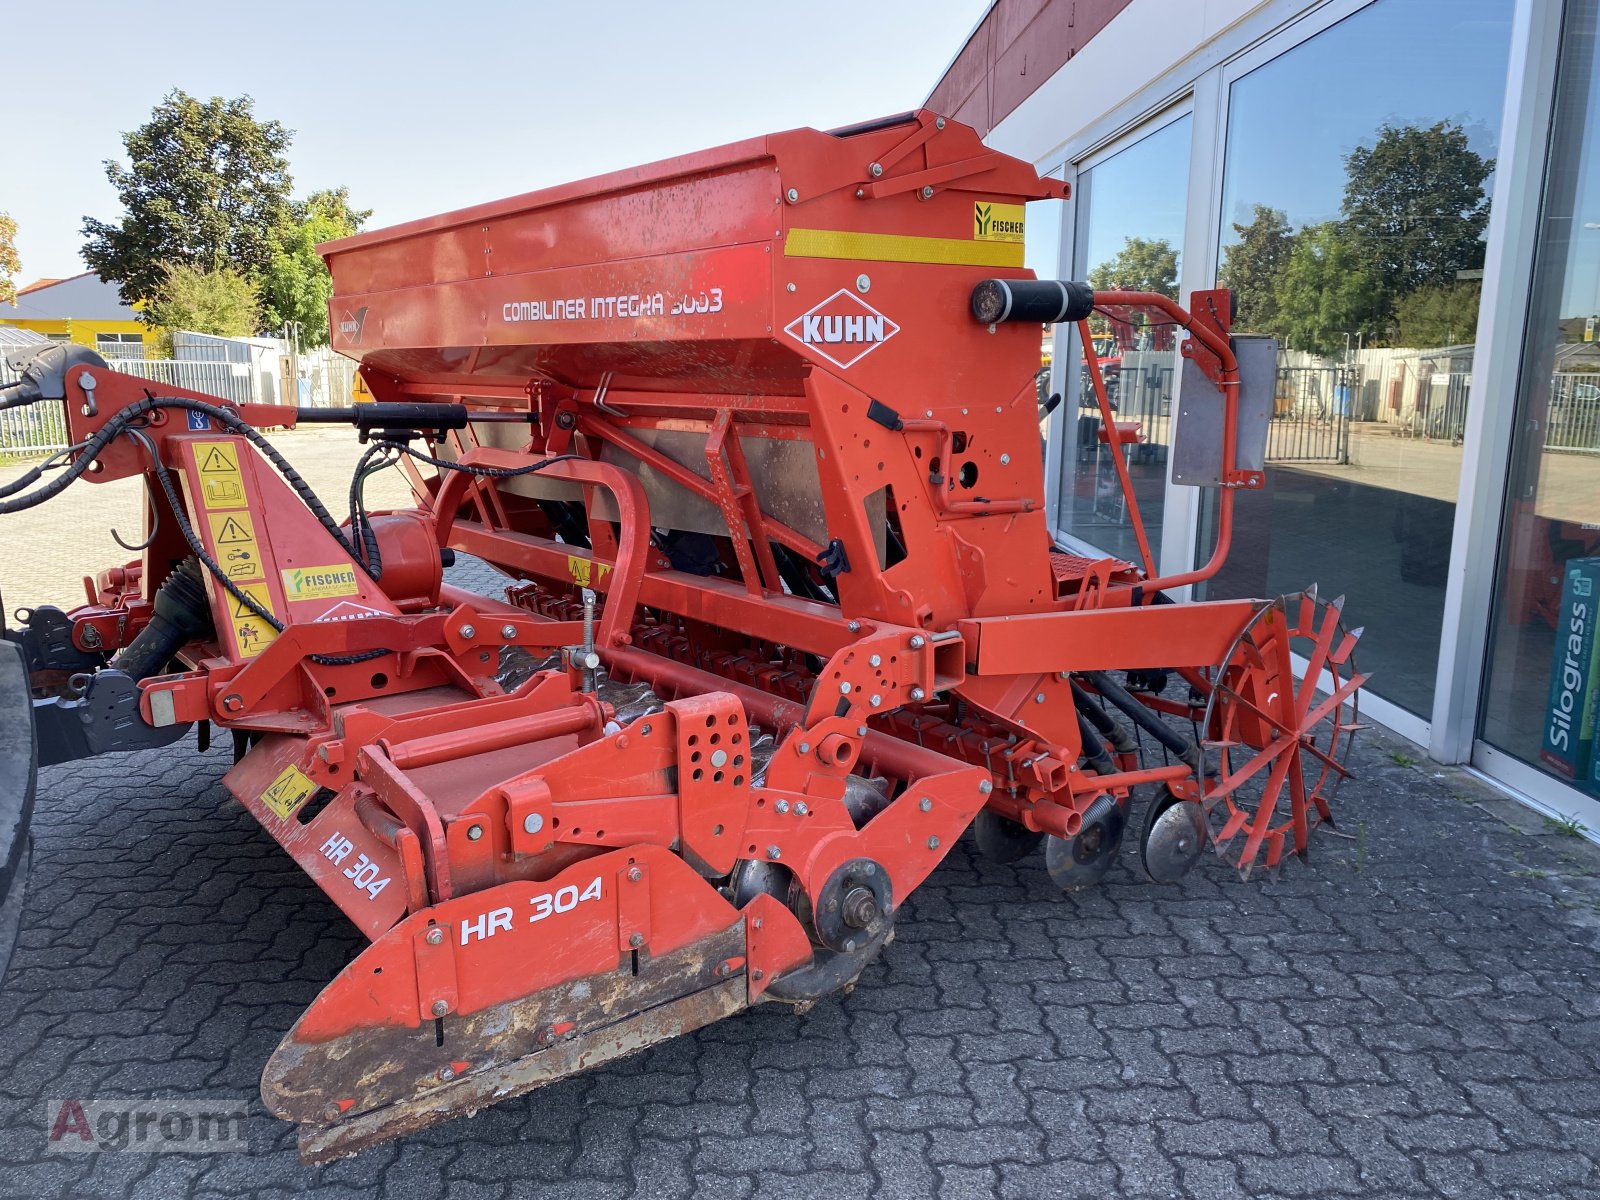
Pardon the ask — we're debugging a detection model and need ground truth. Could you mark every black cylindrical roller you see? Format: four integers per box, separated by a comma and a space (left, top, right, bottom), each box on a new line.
971, 279, 1095, 325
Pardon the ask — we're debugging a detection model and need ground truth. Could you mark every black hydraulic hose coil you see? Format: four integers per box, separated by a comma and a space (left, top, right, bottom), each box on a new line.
110, 558, 214, 682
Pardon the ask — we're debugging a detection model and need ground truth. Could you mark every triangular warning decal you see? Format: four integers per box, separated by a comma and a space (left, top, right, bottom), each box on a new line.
215, 516, 251, 543
200, 446, 237, 473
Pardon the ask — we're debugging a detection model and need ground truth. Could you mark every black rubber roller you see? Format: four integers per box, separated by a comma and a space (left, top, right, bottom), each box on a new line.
971, 278, 1095, 325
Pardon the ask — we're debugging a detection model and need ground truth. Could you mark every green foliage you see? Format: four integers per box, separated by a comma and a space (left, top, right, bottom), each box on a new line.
1273, 222, 1372, 356
1088, 237, 1179, 299
260, 188, 372, 347
1544, 815, 1588, 840
1214, 121, 1491, 353
1219, 206, 1292, 334
0, 212, 18, 306
82, 90, 294, 307
146, 263, 260, 349
1342, 121, 1492, 303
1393, 281, 1483, 348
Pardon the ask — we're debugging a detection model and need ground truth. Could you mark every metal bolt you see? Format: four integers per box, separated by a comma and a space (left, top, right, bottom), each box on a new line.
523, 812, 544, 834
928, 836, 941, 850
864, 863, 876, 874
869, 162, 884, 178
1057, 671, 1070, 681
466, 824, 483, 841
841, 887, 880, 929
909, 635, 925, 650
627, 867, 643, 883
909, 687, 926, 702
753, 969, 764, 981
1000, 453, 1011, 465
640, 723, 652, 736
79, 625, 102, 649
856, 274, 871, 293
839, 681, 852, 695
710, 749, 728, 768
767, 845, 782, 860
431, 999, 449, 1017
919, 797, 932, 812
870, 694, 882, 708
426, 927, 444, 945
795, 802, 810, 817
935, 116, 946, 129
460, 624, 476, 639
847, 620, 862, 633
501, 623, 517, 639
855, 187, 865, 198
775, 799, 789, 814
979, 780, 994, 795
798, 741, 811, 754
629, 932, 644, 948
785, 187, 799, 203
1035, 693, 1047, 704
845, 939, 857, 952
221, 693, 243, 713
786, 282, 797, 293
868, 653, 881, 667
920, 185, 934, 200
857, 725, 868, 737
438, 1066, 456, 1082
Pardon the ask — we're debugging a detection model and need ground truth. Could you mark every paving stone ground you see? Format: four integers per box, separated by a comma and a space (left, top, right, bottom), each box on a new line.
2, 461, 1600, 1197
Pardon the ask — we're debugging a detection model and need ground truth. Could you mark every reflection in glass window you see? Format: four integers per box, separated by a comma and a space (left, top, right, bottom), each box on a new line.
1061, 114, 1191, 569
1201, 0, 1514, 717
1481, 2, 1600, 785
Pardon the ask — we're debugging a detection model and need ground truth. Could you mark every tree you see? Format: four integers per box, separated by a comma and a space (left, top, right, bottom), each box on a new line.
1393, 280, 1483, 348
1219, 206, 1293, 335
82, 91, 293, 306
1273, 222, 1372, 356
260, 188, 372, 347
0, 212, 18, 306
1088, 236, 1179, 298
1342, 121, 1493, 319
145, 263, 260, 350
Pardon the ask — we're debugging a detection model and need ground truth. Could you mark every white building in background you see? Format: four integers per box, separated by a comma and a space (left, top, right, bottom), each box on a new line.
928, 0, 1600, 834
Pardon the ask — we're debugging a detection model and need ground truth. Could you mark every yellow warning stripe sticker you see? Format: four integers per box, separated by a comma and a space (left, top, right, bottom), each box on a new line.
785, 228, 1025, 269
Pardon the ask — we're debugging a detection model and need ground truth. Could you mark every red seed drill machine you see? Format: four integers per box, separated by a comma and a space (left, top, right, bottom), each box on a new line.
0, 112, 1363, 1159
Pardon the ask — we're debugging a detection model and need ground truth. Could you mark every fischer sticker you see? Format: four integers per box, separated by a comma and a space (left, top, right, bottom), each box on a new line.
260, 764, 318, 820
282, 564, 360, 602
194, 442, 245, 507
974, 202, 1025, 243
782, 289, 900, 369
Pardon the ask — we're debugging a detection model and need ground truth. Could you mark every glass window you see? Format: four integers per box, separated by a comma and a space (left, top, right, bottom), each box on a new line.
1481, 1, 1600, 786
1200, 0, 1515, 717
1060, 114, 1191, 569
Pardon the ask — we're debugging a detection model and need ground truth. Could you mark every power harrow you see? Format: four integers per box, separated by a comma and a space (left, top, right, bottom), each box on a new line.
0, 111, 1364, 1160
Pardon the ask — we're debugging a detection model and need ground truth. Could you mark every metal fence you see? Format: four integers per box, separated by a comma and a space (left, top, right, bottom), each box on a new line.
1265, 365, 1355, 464
1547, 373, 1600, 454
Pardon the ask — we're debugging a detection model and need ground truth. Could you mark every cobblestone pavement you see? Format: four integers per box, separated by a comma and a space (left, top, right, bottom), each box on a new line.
3, 553, 1600, 1197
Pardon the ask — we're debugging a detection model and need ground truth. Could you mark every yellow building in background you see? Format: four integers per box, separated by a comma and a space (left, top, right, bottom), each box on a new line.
0, 272, 151, 358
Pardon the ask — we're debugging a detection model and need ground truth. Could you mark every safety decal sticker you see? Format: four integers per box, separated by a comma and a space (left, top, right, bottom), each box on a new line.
566, 554, 612, 589
260, 764, 319, 820
194, 441, 246, 507
207, 510, 265, 585
973, 202, 1025, 244
227, 582, 278, 658
282, 564, 360, 602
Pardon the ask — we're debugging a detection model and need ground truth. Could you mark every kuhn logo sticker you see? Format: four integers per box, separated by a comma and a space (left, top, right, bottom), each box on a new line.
338, 306, 369, 343
783, 289, 900, 369
315, 600, 387, 622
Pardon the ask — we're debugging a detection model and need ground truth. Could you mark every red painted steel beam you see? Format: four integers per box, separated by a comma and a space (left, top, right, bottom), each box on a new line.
958, 600, 1261, 675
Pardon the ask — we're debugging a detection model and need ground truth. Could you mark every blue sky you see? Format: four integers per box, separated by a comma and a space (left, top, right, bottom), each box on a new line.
1, 0, 988, 283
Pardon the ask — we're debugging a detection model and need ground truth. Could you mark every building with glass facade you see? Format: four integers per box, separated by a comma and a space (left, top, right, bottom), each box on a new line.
929, 0, 1600, 834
